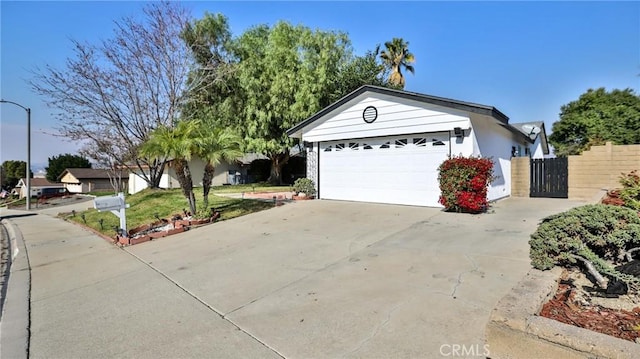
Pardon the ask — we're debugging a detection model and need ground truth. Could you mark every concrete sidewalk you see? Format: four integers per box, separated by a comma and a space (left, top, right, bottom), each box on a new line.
1, 197, 585, 358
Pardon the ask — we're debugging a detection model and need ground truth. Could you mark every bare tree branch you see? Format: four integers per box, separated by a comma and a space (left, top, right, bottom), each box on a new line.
569, 254, 608, 289
30, 1, 197, 188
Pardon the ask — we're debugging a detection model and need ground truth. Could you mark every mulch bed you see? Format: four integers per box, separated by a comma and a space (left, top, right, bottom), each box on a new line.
540, 272, 640, 342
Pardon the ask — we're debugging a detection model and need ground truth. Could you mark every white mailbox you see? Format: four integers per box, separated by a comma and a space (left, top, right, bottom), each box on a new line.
94, 195, 125, 211
93, 193, 129, 236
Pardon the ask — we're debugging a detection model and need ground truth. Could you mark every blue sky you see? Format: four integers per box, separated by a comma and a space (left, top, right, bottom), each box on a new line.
1, 1, 638, 168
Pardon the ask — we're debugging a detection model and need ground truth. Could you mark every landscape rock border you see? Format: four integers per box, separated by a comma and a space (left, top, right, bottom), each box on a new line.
116, 212, 221, 246
486, 267, 640, 358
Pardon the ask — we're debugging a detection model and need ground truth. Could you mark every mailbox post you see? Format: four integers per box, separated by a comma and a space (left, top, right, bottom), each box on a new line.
94, 192, 129, 236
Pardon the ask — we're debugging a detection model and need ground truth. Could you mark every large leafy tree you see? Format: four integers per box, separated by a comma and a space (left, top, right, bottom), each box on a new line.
180, 12, 237, 123
330, 46, 390, 101
379, 37, 415, 89
46, 154, 91, 182
231, 22, 351, 184
1, 161, 30, 190
31, 2, 197, 188
549, 88, 640, 157
182, 16, 397, 184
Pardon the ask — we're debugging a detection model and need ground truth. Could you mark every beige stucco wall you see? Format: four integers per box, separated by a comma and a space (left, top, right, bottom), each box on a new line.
510, 142, 640, 200
568, 142, 640, 201
510, 157, 530, 197
128, 158, 245, 195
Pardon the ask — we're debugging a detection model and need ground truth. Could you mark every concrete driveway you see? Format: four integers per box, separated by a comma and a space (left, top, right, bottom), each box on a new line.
2, 196, 584, 358
124, 197, 583, 358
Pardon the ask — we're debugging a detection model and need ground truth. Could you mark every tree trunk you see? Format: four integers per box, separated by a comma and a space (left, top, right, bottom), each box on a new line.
149, 160, 166, 188
267, 151, 290, 185
202, 163, 214, 210
173, 159, 196, 216
134, 158, 165, 189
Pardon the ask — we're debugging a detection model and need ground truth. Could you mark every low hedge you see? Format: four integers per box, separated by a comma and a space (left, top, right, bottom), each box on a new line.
529, 204, 640, 291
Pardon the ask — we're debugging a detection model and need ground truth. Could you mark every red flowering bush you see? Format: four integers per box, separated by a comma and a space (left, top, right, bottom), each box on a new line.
438, 156, 495, 213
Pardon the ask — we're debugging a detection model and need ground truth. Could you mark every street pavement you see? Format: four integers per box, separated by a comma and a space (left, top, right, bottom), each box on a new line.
0, 196, 585, 358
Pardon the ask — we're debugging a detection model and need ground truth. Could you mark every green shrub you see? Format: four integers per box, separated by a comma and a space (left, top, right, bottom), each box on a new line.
293, 178, 316, 197
529, 204, 640, 290
438, 156, 494, 213
618, 170, 640, 210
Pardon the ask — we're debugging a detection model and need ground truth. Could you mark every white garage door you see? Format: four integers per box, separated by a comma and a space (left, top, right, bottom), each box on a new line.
319, 133, 450, 207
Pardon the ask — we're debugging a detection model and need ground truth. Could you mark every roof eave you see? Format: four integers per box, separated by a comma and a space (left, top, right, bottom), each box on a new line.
501, 123, 536, 144
286, 85, 510, 137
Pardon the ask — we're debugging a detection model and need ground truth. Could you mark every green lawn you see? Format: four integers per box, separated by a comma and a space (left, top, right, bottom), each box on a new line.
62, 187, 275, 237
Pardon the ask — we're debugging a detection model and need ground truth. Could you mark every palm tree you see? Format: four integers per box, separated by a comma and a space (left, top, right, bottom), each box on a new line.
139, 121, 200, 216
196, 123, 243, 210
379, 38, 415, 88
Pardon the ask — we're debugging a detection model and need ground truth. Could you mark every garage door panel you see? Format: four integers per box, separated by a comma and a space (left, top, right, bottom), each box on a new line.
319, 133, 449, 207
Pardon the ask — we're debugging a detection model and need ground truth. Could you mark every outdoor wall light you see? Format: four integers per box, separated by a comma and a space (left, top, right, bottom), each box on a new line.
453, 127, 464, 137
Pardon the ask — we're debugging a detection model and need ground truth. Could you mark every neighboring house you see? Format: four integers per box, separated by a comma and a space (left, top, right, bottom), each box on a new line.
128, 157, 249, 195
287, 85, 547, 207
129, 147, 308, 195
58, 168, 129, 193
13, 177, 65, 198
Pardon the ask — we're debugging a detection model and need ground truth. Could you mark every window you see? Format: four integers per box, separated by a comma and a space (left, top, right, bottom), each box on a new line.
380, 141, 391, 149
324, 145, 333, 152
413, 138, 427, 147
432, 139, 445, 146
362, 144, 373, 150
349, 142, 359, 150
335, 143, 345, 151
395, 139, 407, 148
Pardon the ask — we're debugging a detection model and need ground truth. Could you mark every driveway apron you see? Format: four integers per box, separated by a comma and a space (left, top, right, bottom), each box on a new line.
2, 197, 584, 358
125, 197, 583, 358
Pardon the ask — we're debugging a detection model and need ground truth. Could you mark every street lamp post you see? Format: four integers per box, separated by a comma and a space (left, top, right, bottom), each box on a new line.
0, 99, 31, 210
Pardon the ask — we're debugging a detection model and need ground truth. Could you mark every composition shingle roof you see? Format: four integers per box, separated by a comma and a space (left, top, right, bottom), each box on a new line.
60, 168, 129, 181
17, 178, 64, 187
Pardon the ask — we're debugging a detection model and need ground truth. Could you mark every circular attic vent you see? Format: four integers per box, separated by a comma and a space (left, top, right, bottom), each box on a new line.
362, 106, 378, 123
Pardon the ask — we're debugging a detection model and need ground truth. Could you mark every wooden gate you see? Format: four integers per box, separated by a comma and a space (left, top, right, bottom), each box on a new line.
530, 158, 568, 198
